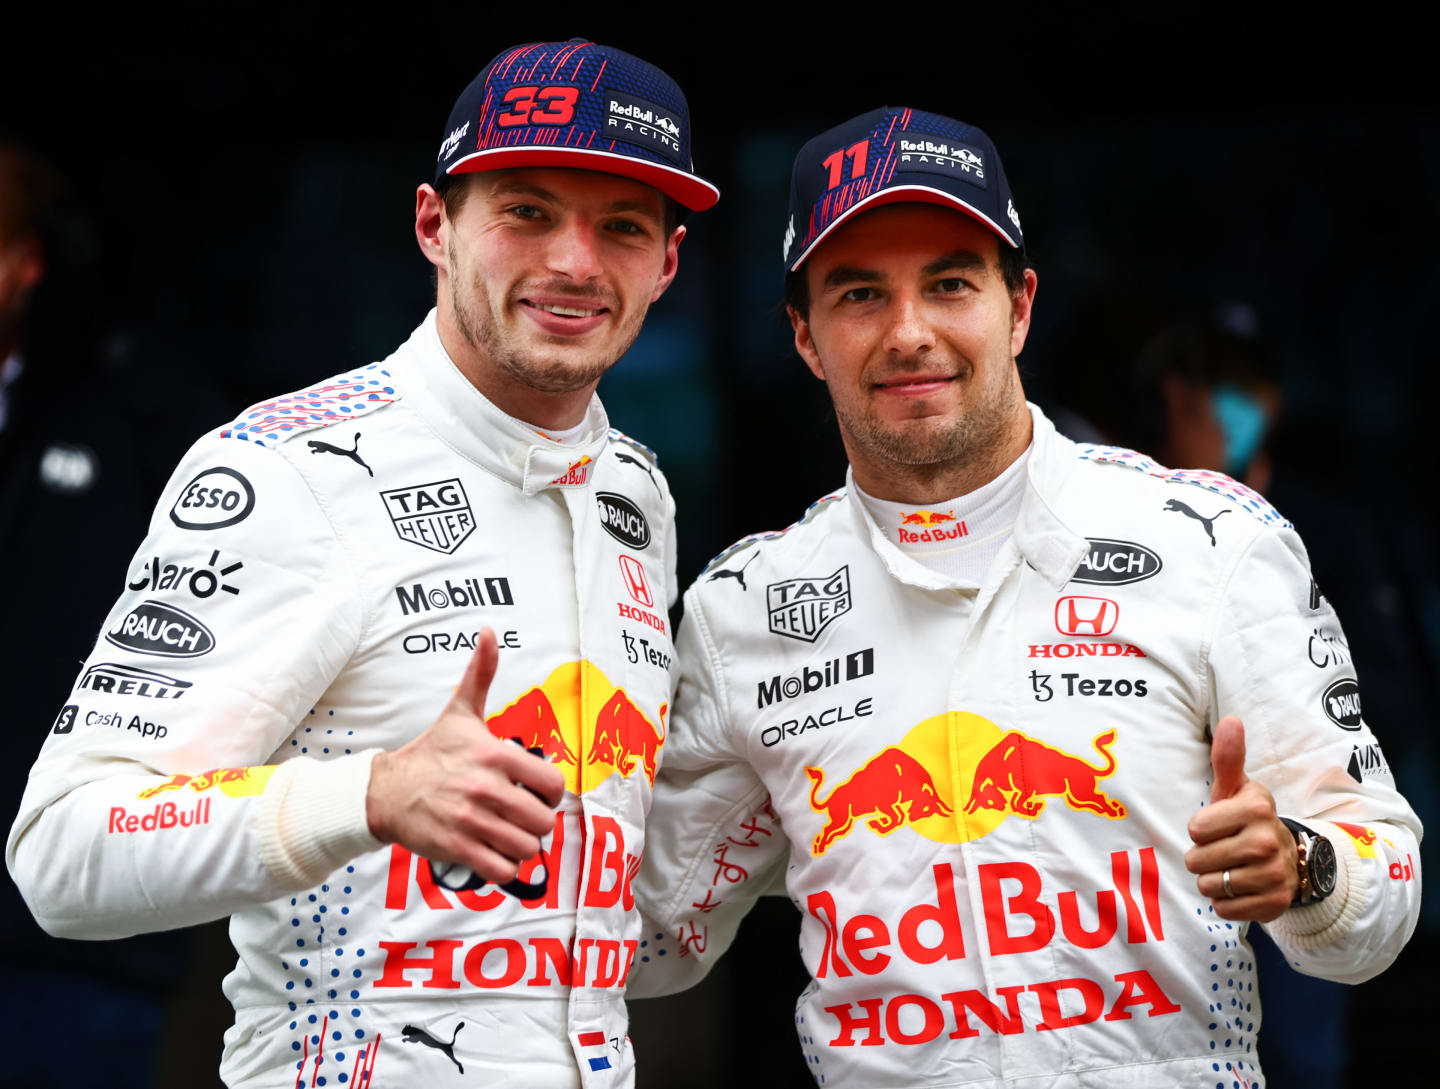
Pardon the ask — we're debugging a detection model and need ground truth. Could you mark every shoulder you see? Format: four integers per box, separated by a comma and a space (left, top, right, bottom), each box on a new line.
696, 486, 850, 586
604, 427, 674, 503
215, 361, 402, 450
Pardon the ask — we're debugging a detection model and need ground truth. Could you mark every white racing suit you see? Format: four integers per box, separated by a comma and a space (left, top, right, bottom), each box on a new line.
7, 311, 677, 1088
632, 405, 1422, 1088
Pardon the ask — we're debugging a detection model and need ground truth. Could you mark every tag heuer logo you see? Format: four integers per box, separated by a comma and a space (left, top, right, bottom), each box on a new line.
380, 479, 476, 554
767, 566, 852, 643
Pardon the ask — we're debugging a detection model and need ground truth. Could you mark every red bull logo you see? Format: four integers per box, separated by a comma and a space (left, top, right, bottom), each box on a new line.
1333, 820, 1380, 859
485, 662, 665, 793
900, 509, 957, 525
136, 765, 277, 800
550, 456, 592, 486
964, 729, 1126, 820
806, 749, 953, 856
804, 714, 1127, 855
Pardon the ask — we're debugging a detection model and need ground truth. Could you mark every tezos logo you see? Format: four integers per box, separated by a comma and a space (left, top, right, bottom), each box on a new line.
1054, 596, 1118, 637
767, 566, 851, 643
1072, 539, 1162, 585
107, 601, 215, 658
1322, 678, 1363, 730
169, 467, 256, 530
596, 492, 650, 549
381, 479, 476, 555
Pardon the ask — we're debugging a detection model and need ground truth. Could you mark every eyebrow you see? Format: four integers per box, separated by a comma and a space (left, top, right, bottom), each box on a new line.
488, 182, 663, 221
921, 250, 989, 276
822, 265, 884, 291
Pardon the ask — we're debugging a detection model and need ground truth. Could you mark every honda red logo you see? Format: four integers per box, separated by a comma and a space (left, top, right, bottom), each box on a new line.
1054, 596, 1118, 637
619, 555, 654, 608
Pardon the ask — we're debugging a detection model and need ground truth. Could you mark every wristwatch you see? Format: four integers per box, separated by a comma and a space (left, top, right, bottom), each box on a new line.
1280, 817, 1337, 907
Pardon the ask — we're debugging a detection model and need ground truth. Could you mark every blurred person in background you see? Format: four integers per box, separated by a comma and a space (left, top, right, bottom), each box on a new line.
6, 38, 716, 1088
0, 141, 189, 1086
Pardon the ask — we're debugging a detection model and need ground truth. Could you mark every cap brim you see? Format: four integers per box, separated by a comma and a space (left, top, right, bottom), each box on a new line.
446, 147, 719, 212
788, 183, 1019, 271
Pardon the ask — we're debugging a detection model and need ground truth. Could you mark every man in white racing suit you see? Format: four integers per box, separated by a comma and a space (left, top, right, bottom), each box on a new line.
632, 107, 1422, 1088
6, 39, 718, 1088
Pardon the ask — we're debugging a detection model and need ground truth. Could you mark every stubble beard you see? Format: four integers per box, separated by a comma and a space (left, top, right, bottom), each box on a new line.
448, 250, 646, 394
832, 350, 1021, 472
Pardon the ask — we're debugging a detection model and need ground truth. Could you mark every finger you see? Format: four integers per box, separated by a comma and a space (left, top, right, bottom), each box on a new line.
1209, 715, 1248, 803
437, 834, 524, 885
452, 628, 499, 717
496, 745, 568, 809
1188, 781, 1279, 846
1184, 826, 1279, 874
451, 808, 545, 865
1195, 868, 1292, 923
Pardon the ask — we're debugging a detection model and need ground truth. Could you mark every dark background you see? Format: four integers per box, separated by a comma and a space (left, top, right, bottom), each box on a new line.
3, 7, 1436, 1086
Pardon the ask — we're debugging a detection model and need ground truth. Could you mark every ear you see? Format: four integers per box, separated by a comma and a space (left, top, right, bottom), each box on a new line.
789, 305, 826, 381
415, 184, 447, 273
1009, 266, 1039, 358
649, 224, 686, 303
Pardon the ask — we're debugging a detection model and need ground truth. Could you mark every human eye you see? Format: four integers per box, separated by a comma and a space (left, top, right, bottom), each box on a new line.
606, 218, 646, 236
934, 277, 971, 294
508, 204, 545, 221
841, 286, 877, 303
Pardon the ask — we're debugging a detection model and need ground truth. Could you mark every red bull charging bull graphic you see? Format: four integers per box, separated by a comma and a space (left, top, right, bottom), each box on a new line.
806, 714, 1127, 855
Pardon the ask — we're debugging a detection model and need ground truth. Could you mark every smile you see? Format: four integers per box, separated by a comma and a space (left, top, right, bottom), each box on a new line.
526, 302, 606, 318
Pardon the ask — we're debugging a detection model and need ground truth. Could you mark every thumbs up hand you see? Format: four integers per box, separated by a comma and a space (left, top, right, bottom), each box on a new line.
1185, 716, 1301, 922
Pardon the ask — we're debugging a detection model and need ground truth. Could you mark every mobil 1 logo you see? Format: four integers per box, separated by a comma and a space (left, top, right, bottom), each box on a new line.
1072, 539, 1162, 586
757, 648, 874, 708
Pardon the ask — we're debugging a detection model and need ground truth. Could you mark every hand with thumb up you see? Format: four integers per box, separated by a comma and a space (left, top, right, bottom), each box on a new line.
1184, 716, 1301, 922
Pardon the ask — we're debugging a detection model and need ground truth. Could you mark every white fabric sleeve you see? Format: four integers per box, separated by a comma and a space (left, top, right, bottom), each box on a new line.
5, 435, 369, 939
630, 586, 789, 997
1205, 525, 1423, 983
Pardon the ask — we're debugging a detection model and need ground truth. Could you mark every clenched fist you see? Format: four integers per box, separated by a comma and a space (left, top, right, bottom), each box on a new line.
365, 627, 566, 884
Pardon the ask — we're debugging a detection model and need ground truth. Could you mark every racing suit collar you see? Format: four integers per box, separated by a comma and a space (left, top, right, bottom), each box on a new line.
402, 309, 612, 495
848, 403, 1089, 592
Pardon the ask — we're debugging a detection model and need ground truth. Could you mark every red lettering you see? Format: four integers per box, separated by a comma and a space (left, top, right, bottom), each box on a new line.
463, 939, 526, 989
1139, 846, 1164, 939
841, 915, 891, 975
1057, 889, 1118, 948
584, 816, 627, 908
527, 937, 573, 987
1110, 850, 1147, 943
980, 862, 1055, 955
108, 807, 124, 832
591, 939, 623, 987
941, 986, 1026, 1039
384, 844, 409, 909
617, 939, 639, 986
1104, 969, 1182, 1021
825, 998, 885, 1046
885, 994, 944, 1045
807, 890, 852, 978
898, 863, 967, 964
1030, 977, 1105, 1031
374, 939, 464, 989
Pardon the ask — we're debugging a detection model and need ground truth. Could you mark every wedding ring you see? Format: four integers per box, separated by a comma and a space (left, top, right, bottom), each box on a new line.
1222, 869, 1234, 898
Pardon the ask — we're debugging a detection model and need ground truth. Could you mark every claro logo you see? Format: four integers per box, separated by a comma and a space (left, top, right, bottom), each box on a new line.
106, 601, 215, 658
1071, 540, 1162, 586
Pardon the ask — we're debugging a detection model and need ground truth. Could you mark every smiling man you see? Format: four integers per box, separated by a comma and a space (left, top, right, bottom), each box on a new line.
7, 40, 715, 1088
632, 107, 1421, 1087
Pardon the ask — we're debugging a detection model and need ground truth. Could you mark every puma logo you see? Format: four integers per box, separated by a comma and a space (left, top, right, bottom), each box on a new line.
707, 552, 757, 591
401, 1022, 464, 1075
1163, 498, 1230, 547
614, 450, 661, 495
307, 432, 373, 477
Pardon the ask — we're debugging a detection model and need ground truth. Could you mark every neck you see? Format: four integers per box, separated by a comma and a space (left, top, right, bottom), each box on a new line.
848, 400, 1033, 504
434, 305, 595, 431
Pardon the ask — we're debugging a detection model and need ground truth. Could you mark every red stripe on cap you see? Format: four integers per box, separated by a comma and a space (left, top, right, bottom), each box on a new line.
590, 58, 608, 92
577, 1032, 606, 1047
884, 115, 897, 143
572, 56, 586, 80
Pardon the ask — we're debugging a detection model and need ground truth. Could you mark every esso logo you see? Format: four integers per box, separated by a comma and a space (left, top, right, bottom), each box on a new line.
170, 467, 256, 531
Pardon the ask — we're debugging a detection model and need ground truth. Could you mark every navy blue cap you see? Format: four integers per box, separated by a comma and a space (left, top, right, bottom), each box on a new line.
434, 39, 718, 212
783, 107, 1022, 271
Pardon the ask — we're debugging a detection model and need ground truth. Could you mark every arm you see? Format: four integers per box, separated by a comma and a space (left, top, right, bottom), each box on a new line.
1198, 525, 1422, 983
631, 583, 789, 998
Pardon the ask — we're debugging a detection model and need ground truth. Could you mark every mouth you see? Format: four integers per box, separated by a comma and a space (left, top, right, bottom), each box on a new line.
518, 297, 611, 336
873, 374, 956, 397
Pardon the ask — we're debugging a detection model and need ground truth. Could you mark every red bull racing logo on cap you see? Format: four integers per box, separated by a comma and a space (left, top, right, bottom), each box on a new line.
485, 661, 665, 792
805, 715, 1126, 856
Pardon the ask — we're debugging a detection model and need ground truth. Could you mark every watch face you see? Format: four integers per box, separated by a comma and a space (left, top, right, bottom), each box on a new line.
1311, 836, 1339, 896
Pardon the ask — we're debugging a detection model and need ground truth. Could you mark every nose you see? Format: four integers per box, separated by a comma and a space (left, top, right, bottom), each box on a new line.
881, 290, 933, 357
543, 215, 605, 284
